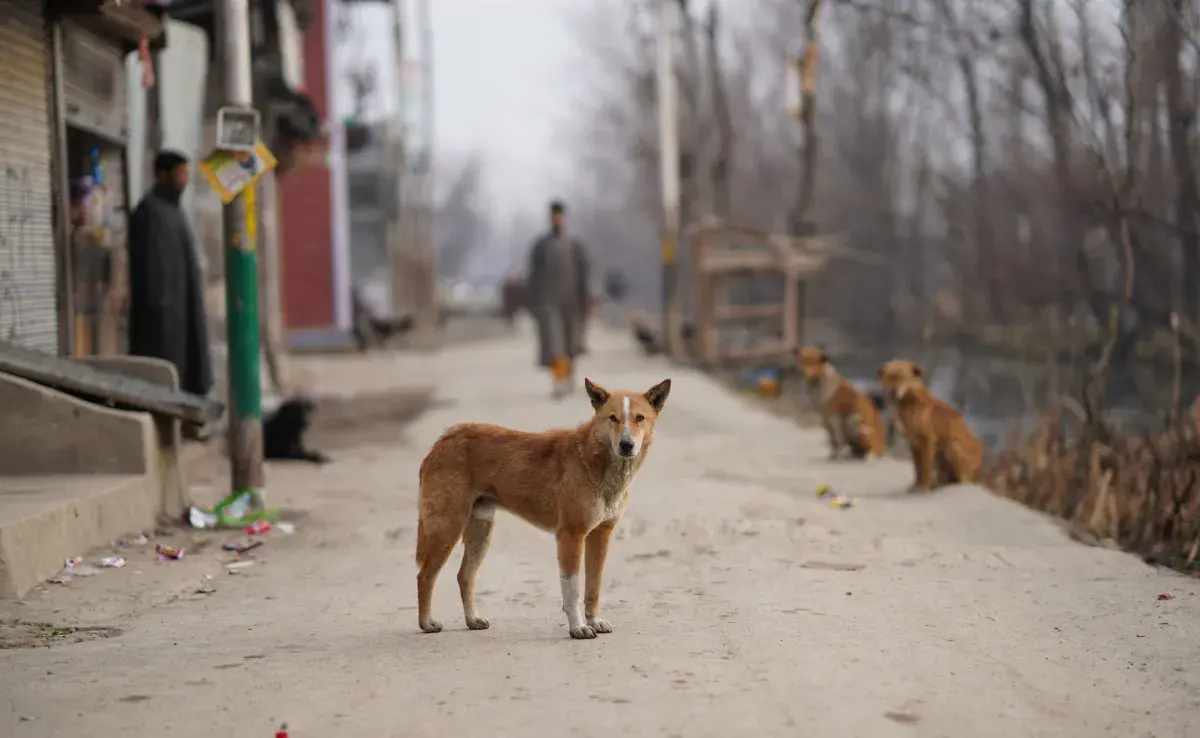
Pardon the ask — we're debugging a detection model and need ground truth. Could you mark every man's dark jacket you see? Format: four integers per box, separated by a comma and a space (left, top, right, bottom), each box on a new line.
127, 187, 214, 397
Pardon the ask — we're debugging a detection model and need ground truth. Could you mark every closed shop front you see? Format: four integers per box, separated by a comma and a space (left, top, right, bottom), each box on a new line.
0, 0, 59, 353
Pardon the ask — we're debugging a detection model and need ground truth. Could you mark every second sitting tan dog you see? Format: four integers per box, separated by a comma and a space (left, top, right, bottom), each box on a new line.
415, 377, 671, 639
798, 346, 887, 460
878, 359, 982, 492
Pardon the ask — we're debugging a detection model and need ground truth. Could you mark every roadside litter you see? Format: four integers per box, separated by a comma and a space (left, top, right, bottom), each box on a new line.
187, 488, 278, 530
112, 534, 149, 548
43, 496, 295, 588
816, 485, 856, 509
739, 367, 783, 397
222, 539, 263, 554
49, 557, 101, 584
155, 543, 185, 561
1158, 592, 1174, 601
245, 519, 272, 535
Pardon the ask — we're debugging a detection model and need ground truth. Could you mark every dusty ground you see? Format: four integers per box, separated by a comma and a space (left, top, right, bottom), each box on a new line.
1, 319, 1198, 737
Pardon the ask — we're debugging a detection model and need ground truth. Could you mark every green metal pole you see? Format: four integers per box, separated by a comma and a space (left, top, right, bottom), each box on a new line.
218, 0, 264, 508
223, 181, 265, 503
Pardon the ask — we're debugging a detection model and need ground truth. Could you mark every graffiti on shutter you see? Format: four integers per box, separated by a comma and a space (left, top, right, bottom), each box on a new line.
0, 164, 35, 342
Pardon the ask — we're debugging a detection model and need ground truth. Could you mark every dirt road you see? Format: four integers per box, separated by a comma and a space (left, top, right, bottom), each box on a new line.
2, 321, 1198, 737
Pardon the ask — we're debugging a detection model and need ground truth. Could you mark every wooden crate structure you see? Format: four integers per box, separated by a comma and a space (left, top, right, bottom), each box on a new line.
686, 219, 841, 366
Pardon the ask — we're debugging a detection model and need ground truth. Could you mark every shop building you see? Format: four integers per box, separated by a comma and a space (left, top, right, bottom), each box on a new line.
0, 0, 164, 355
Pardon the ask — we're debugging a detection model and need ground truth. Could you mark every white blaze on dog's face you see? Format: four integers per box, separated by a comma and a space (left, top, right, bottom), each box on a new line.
584, 378, 671, 459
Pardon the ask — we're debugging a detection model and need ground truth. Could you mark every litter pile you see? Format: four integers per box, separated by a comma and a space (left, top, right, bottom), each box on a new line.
187, 487, 278, 530
217, 518, 295, 577
816, 484, 856, 509
46, 488, 298, 589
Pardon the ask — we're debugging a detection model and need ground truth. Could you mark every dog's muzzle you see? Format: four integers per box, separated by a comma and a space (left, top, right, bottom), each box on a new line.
618, 438, 636, 457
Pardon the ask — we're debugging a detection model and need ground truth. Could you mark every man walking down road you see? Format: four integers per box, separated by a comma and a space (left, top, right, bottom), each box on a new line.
127, 150, 215, 436
526, 200, 592, 399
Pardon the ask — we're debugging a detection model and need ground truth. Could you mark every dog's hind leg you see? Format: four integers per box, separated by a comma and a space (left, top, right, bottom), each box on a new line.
416, 495, 472, 634
458, 501, 496, 630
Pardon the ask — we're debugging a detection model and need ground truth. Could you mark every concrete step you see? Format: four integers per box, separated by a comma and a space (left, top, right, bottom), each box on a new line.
0, 357, 206, 599
0, 474, 154, 598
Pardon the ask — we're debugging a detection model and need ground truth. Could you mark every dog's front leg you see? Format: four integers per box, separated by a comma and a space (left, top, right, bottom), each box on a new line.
823, 416, 844, 460
910, 439, 935, 492
556, 527, 593, 639
584, 521, 616, 634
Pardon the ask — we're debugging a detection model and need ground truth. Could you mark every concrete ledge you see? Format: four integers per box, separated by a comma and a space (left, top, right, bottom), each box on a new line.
76, 356, 186, 519
0, 372, 154, 476
0, 474, 157, 598
0, 365, 173, 599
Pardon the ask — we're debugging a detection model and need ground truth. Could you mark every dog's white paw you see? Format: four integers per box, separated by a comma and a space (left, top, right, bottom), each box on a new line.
419, 618, 443, 634
569, 624, 598, 639
466, 615, 490, 630
587, 617, 613, 634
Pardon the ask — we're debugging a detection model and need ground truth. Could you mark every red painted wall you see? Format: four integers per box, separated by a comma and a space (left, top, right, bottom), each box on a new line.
278, 0, 334, 331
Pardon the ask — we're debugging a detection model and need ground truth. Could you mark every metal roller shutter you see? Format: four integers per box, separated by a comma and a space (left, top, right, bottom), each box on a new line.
61, 20, 128, 143
0, 0, 58, 352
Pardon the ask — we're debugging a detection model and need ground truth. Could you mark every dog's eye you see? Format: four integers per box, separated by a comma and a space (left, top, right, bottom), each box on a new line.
634, 414, 645, 423
608, 414, 619, 423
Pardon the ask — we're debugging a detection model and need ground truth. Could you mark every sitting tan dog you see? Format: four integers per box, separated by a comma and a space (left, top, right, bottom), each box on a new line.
877, 359, 982, 492
798, 346, 887, 460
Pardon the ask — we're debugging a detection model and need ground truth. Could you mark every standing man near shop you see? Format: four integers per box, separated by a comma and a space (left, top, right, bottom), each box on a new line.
526, 200, 593, 399
127, 150, 215, 436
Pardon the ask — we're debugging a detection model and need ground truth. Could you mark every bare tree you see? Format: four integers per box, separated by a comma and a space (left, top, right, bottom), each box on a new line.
559, 0, 1200, 381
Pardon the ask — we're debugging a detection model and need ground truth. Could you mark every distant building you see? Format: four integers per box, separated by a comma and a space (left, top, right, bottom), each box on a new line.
345, 119, 401, 319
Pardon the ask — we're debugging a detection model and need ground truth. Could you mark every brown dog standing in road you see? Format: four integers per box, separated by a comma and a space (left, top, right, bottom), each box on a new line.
878, 359, 982, 492
415, 377, 671, 639
798, 346, 888, 460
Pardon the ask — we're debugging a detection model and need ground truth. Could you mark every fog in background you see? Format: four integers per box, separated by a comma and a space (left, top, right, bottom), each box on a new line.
344, 0, 1200, 397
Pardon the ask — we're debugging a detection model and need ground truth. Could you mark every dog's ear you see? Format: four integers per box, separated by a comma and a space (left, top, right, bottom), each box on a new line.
584, 378, 609, 409
644, 378, 671, 412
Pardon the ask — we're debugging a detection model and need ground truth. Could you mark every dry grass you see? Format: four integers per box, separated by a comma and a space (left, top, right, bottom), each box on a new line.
982, 403, 1200, 571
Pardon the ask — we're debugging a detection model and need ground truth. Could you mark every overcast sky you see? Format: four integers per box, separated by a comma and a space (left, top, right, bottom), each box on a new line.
334, 0, 576, 221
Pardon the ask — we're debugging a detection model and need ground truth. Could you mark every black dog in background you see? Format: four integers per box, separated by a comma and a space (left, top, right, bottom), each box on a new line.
263, 396, 330, 464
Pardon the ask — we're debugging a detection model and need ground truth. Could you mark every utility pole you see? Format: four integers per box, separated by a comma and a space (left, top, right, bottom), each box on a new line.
217, 0, 265, 502
657, 0, 681, 358
388, 0, 406, 319
415, 0, 436, 327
